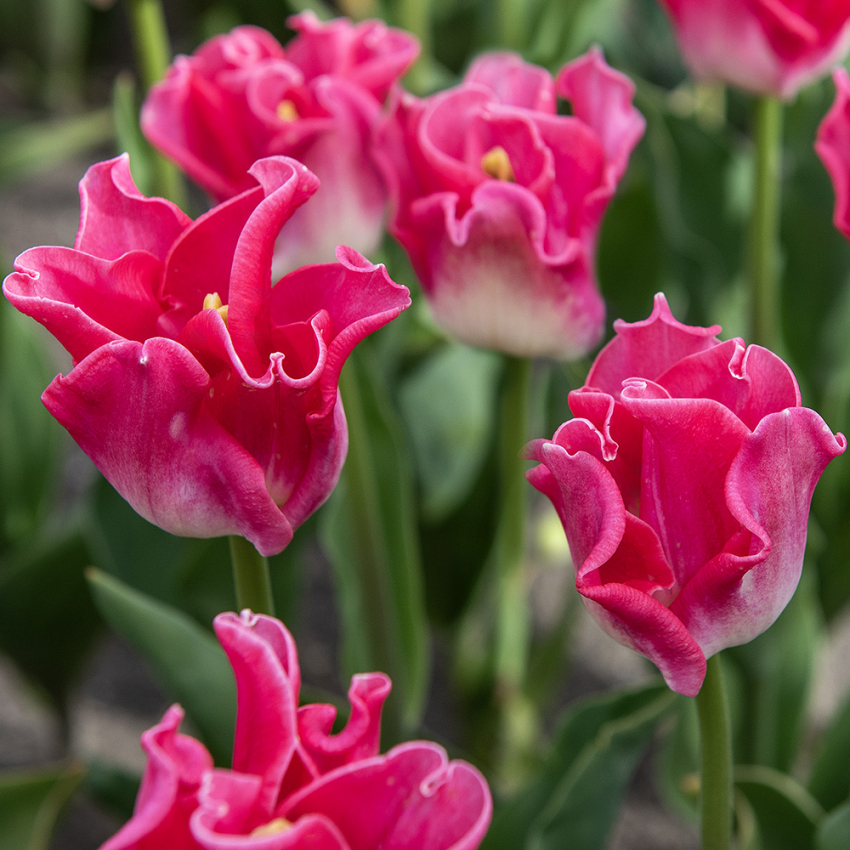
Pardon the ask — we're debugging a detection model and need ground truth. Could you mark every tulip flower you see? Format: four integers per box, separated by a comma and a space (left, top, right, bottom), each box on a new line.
525, 295, 846, 696
141, 14, 418, 275
3, 154, 410, 557
656, 0, 850, 98
100, 610, 492, 850
816, 66, 850, 239
373, 49, 645, 360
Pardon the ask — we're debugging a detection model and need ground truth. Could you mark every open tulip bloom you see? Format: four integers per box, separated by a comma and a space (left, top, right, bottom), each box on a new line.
655, 0, 850, 98
142, 13, 419, 275
373, 48, 645, 360
526, 294, 846, 697
100, 610, 492, 850
2, 154, 411, 557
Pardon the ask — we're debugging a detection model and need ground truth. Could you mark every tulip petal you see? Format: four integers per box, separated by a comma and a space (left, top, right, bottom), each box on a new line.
587, 293, 720, 397
214, 612, 300, 813
101, 705, 212, 850
620, 381, 750, 587
817, 67, 850, 241
465, 52, 557, 112
42, 337, 293, 556
75, 155, 191, 261
4, 248, 161, 362
672, 407, 847, 657
280, 742, 492, 850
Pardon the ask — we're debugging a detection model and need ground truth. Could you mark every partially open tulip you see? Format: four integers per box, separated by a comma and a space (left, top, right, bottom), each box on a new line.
142, 14, 419, 274
100, 610, 492, 850
526, 295, 845, 696
656, 0, 850, 98
3, 155, 410, 556
373, 49, 644, 360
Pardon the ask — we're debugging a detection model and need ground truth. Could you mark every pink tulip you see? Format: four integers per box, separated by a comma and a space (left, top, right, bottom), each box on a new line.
525, 295, 845, 696
3, 155, 410, 556
372, 49, 644, 360
656, 0, 850, 98
816, 67, 850, 239
100, 611, 492, 850
141, 14, 419, 274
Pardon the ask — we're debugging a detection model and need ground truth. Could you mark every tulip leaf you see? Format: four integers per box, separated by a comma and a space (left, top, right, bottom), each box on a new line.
321, 344, 429, 738
82, 760, 141, 822
816, 801, 850, 850
808, 679, 850, 810
398, 342, 501, 522
483, 683, 674, 850
86, 568, 236, 765
0, 523, 101, 715
0, 762, 85, 850
735, 765, 825, 850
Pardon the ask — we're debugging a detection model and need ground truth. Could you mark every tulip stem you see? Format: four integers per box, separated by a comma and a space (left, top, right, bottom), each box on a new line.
750, 95, 784, 350
493, 355, 534, 779
695, 654, 733, 850
125, 0, 186, 207
229, 536, 275, 617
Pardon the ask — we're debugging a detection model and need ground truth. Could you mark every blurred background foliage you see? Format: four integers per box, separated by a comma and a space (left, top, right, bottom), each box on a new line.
2, 0, 850, 848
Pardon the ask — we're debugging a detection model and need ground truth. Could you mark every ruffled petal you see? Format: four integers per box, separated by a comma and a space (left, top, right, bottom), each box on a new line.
101, 705, 213, 850
279, 742, 492, 850
75, 155, 191, 261
42, 337, 293, 556
464, 52, 557, 112
586, 293, 720, 397
672, 407, 846, 657
214, 611, 300, 813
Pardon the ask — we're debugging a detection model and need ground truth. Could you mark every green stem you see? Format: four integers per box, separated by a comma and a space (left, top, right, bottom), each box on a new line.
498, 0, 527, 51
695, 654, 733, 850
229, 536, 275, 616
125, 0, 186, 207
396, 0, 430, 92
750, 96, 784, 350
492, 356, 534, 781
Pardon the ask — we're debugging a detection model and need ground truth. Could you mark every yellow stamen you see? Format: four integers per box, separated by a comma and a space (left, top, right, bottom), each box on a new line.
250, 817, 293, 838
203, 292, 229, 325
481, 145, 515, 182
276, 99, 299, 122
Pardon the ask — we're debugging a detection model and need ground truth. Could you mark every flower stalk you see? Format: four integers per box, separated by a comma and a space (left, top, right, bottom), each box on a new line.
750, 95, 784, 350
229, 535, 275, 616
695, 654, 733, 850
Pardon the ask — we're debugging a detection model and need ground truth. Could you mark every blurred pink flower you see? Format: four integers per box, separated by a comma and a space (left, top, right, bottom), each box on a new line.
656, 0, 850, 98
3, 154, 410, 556
142, 14, 419, 274
372, 49, 644, 360
101, 610, 492, 850
526, 294, 845, 696
816, 66, 850, 238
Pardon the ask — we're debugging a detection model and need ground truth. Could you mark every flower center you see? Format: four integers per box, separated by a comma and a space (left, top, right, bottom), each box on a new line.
481, 145, 515, 182
203, 292, 229, 325
250, 817, 293, 838
276, 99, 299, 122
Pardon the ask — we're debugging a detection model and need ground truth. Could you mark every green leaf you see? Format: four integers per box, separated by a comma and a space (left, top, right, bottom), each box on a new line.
0, 523, 101, 714
320, 344, 429, 737
809, 680, 850, 810
816, 801, 850, 850
86, 568, 235, 765
0, 762, 85, 850
112, 72, 155, 197
399, 342, 501, 521
483, 683, 674, 850
735, 765, 825, 850
82, 760, 140, 822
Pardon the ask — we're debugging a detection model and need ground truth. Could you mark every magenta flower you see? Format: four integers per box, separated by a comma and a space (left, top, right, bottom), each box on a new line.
816, 67, 850, 239
372, 49, 644, 360
142, 14, 419, 274
100, 610, 492, 850
656, 0, 850, 98
525, 295, 845, 696
3, 154, 410, 556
